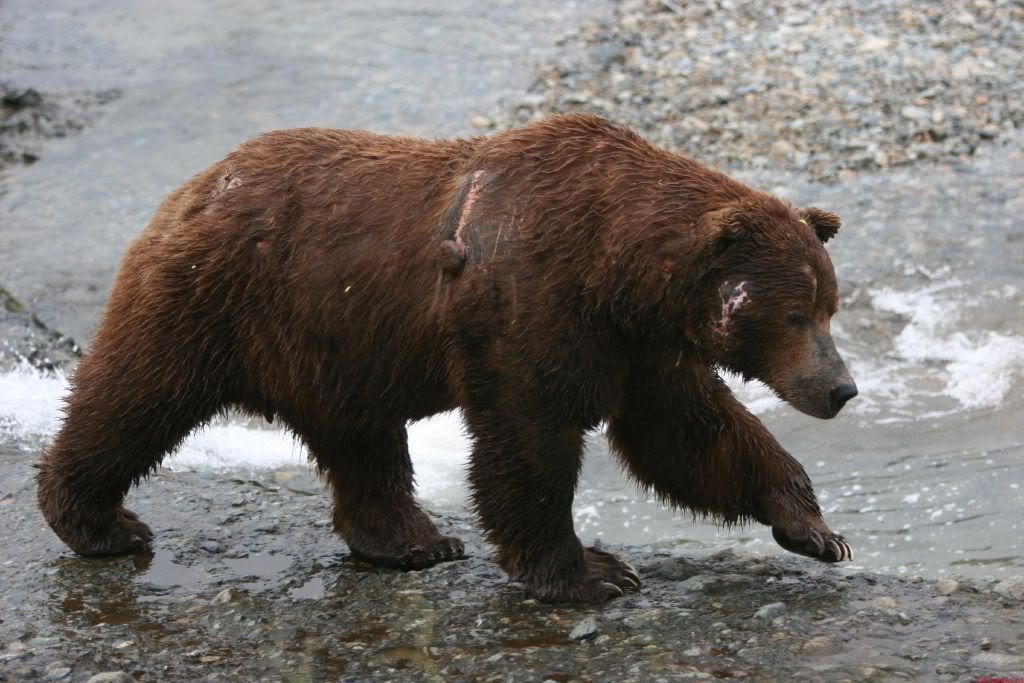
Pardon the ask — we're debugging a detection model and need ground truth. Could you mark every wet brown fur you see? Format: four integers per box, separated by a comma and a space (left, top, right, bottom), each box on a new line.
38, 114, 853, 603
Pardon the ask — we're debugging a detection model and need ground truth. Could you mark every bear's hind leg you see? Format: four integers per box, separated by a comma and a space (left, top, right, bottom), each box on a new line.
304, 425, 464, 569
37, 352, 219, 556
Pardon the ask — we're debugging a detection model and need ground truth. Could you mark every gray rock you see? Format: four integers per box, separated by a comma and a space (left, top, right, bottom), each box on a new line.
754, 602, 786, 619
802, 636, 836, 655
680, 574, 714, 591
44, 662, 72, 681
901, 106, 930, 123
979, 125, 1001, 140
86, 674, 135, 683
993, 578, 1024, 601
770, 140, 795, 158
970, 652, 1024, 668
29, 637, 61, 649
570, 615, 600, 641
647, 557, 696, 581
874, 596, 898, 610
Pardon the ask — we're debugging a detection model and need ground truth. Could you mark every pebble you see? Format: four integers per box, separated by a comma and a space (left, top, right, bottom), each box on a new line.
859, 36, 890, 52
211, 588, 236, 605
970, 652, 1024, 668
801, 636, 836, 655
647, 557, 695, 581
935, 578, 959, 595
469, 114, 494, 130
993, 578, 1024, 601
680, 574, 714, 591
44, 662, 72, 681
900, 105, 930, 123
874, 596, 898, 610
86, 674, 134, 683
753, 602, 786, 619
770, 140, 795, 159
570, 616, 600, 641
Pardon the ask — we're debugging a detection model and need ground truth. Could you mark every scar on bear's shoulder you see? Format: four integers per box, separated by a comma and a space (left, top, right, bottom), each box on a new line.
438, 170, 488, 281
182, 169, 244, 221
213, 170, 243, 197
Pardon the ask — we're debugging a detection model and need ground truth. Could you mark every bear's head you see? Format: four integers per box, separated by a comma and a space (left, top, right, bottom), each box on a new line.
689, 198, 857, 419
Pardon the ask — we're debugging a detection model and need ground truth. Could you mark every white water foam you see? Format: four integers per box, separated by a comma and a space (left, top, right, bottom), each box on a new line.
0, 363, 67, 437
869, 281, 1024, 413
0, 364, 471, 503
722, 374, 782, 414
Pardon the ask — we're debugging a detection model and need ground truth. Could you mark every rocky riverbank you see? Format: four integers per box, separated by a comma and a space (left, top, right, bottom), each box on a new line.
487, 0, 1024, 182
2, 458, 1023, 682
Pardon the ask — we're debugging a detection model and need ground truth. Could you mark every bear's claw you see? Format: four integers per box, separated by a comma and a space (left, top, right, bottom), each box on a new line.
58, 506, 154, 556
526, 546, 642, 604
772, 525, 852, 563
350, 535, 465, 570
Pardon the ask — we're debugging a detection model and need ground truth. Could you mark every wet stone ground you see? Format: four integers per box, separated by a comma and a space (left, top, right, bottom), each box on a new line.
2, 457, 1024, 682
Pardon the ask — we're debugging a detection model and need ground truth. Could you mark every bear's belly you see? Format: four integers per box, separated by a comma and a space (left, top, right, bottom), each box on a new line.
234, 288, 458, 426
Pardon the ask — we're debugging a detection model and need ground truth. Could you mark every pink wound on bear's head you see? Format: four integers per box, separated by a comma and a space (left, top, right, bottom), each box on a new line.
712, 281, 751, 338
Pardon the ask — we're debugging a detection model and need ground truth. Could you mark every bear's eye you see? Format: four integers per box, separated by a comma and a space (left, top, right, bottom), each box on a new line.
787, 312, 811, 327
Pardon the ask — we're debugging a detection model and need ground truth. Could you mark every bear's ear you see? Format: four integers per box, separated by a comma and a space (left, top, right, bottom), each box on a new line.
800, 207, 842, 243
702, 205, 752, 245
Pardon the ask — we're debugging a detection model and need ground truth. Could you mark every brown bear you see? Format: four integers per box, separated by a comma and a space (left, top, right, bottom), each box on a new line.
38, 114, 857, 603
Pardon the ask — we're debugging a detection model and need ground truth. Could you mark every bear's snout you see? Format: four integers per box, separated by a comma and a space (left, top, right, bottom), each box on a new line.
768, 330, 857, 420
829, 382, 858, 415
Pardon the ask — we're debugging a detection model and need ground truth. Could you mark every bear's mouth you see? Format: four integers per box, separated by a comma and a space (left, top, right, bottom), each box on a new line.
772, 377, 858, 420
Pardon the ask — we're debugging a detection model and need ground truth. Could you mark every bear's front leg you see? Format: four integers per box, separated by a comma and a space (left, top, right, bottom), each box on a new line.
463, 409, 639, 603
608, 351, 852, 564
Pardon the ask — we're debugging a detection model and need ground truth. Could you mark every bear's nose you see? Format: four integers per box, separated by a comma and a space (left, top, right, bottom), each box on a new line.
829, 383, 858, 414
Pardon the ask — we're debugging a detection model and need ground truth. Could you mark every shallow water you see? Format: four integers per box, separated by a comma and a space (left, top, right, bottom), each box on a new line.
1, 0, 1022, 583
